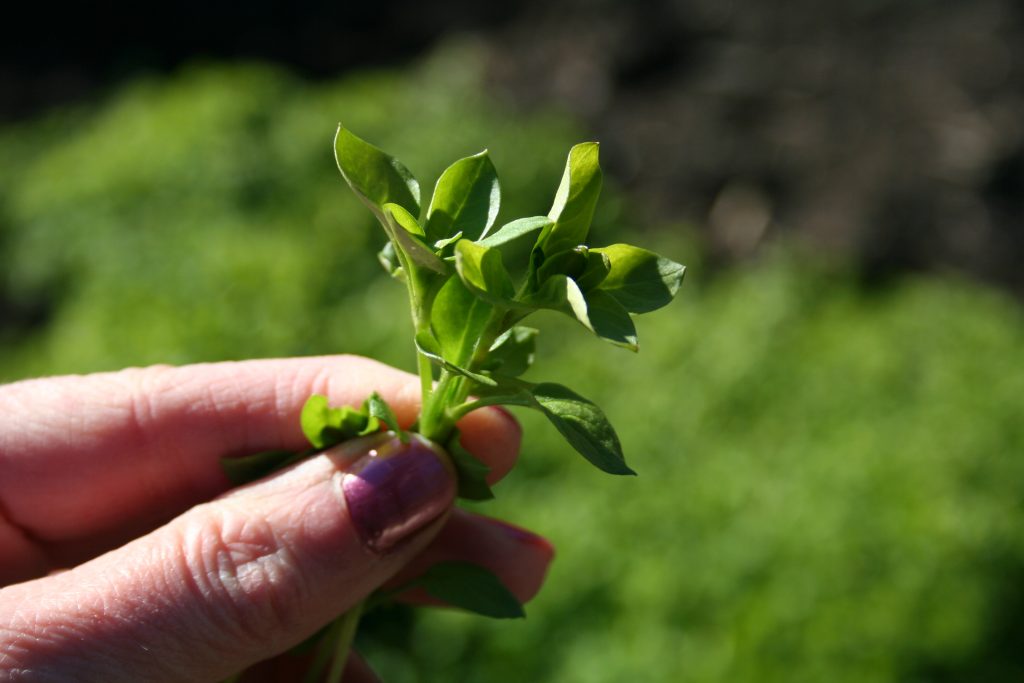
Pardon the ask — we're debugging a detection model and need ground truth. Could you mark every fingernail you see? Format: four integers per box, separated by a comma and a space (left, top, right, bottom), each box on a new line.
341, 436, 455, 553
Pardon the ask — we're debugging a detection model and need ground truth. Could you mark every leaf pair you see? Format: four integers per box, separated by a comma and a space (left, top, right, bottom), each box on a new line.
220, 393, 404, 488
335, 125, 500, 274
302, 392, 404, 447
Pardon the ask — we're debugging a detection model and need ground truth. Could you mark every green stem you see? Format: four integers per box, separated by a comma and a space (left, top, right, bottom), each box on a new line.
391, 242, 436, 416
419, 370, 457, 441
325, 601, 364, 683
416, 349, 433, 408
448, 397, 501, 421
301, 601, 364, 683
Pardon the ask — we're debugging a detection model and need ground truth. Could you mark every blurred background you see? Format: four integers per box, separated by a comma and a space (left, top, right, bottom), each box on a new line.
3, 1, 1024, 681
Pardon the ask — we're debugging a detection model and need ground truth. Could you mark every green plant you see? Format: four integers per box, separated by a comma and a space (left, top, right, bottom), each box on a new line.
222, 126, 684, 681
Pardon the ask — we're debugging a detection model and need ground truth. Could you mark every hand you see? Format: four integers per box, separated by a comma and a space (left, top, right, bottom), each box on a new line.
0, 356, 553, 682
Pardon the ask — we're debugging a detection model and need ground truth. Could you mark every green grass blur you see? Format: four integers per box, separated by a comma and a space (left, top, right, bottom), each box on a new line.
3, 45, 1024, 682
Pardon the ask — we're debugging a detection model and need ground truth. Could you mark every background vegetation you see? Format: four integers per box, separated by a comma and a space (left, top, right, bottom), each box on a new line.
3, 33, 1024, 683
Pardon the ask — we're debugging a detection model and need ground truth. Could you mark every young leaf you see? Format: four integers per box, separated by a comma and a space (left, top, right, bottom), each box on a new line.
414, 561, 524, 619
334, 125, 420, 219
521, 274, 637, 350
582, 288, 639, 351
531, 383, 634, 475
592, 244, 686, 313
364, 392, 404, 440
535, 246, 611, 288
433, 231, 463, 251
445, 430, 495, 500
221, 449, 304, 487
455, 239, 516, 304
574, 250, 612, 291
536, 247, 588, 285
542, 142, 603, 256
383, 204, 448, 274
478, 216, 553, 280
482, 326, 538, 377
479, 216, 551, 249
520, 274, 590, 325
431, 276, 493, 368
426, 150, 500, 243
377, 241, 403, 278
301, 394, 378, 449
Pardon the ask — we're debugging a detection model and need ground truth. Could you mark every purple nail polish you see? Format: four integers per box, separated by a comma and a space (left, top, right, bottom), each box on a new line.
342, 436, 455, 553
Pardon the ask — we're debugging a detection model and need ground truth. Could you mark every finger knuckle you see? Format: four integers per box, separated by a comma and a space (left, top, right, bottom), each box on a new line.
174, 506, 310, 647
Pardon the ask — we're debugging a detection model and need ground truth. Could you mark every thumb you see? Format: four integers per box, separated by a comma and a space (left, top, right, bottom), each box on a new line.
0, 434, 455, 682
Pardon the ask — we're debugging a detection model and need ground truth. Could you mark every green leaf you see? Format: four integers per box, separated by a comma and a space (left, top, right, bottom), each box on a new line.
521, 274, 637, 350
542, 142, 603, 256
531, 383, 634, 475
334, 125, 420, 219
364, 392, 404, 440
414, 561, 524, 619
455, 378, 633, 476
377, 241, 403, 279
455, 239, 515, 304
482, 326, 538, 377
478, 216, 553, 282
582, 288, 639, 351
431, 276, 493, 368
425, 150, 500, 243
445, 429, 494, 500
520, 273, 590, 323
300, 394, 378, 449
575, 250, 612, 291
221, 449, 304, 487
479, 216, 551, 249
530, 247, 609, 295
592, 244, 686, 313
415, 331, 497, 386
536, 247, 588, 285
433, 231, 463, 251
384, 204, 448, 274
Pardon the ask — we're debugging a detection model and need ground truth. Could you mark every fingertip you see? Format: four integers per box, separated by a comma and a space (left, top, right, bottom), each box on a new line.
387, 510, 554, 607
470, 516, 554, 604
456, 406, 521, 484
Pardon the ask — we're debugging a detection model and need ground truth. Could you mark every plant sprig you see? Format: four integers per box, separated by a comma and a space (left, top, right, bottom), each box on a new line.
333, 125, 684, 493
220, 126, 685, 682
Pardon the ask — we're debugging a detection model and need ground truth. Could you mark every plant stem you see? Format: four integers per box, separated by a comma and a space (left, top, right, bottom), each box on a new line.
325, 601, 364, 683
419, 370, 457, 442
416, 350, 433, 408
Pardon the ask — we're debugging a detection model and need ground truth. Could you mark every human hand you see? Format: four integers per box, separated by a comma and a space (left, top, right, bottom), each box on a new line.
0, 356, 553, 682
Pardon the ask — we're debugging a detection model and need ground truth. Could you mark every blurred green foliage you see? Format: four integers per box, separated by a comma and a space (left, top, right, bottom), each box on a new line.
3, 45, 1024, 683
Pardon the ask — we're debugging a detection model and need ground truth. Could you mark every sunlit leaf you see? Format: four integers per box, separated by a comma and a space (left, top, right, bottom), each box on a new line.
542, 142, 602, 255
455, 239, 516, 304
334, 125, 420, 219
426, 150, 500, 243
593, 243, 686, 313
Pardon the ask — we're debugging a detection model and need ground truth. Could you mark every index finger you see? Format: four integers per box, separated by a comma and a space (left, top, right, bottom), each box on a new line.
0, 356, 520, 547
